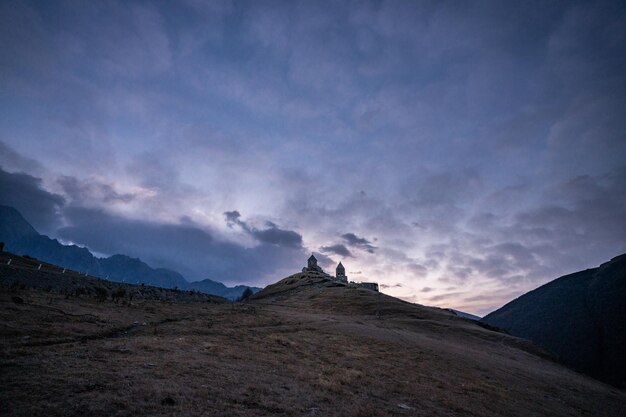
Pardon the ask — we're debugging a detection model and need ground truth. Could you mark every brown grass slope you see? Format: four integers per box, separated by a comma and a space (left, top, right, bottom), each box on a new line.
1, 269, 625, 417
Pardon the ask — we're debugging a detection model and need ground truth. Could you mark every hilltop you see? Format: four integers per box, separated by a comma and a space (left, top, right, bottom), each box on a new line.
1, 266, 624, 416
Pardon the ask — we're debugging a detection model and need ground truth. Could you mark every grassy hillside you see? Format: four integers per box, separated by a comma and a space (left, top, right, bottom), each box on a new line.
1, 269, 625, 416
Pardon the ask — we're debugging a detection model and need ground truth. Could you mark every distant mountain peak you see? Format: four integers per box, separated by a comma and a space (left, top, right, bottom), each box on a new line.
0, 205, 39, 241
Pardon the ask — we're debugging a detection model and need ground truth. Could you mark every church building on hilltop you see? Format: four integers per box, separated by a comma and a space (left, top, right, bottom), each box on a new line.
301, 254, 377, 291
302, 254, 324, 273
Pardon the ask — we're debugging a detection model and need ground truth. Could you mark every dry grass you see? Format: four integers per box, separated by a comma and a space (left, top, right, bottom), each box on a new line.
1, 272, 625, 416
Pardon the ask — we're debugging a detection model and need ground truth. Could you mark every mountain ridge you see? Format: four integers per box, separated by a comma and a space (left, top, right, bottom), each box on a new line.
0, 205, 258, 299
482, 253, 626, 388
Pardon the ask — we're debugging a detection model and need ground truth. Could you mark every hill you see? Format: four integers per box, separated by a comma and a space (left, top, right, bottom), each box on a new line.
2, 268, 624, 416
0, 251, 226, 304
482, 254, 626, 388
0, 205, 257, 299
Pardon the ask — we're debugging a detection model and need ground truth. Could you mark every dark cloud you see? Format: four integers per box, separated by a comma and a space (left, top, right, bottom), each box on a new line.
60, 206, 305, 284
223, 210, 303, 249
420, 287, 434, 293
0, 166, 64, 233
0, 141, 44, 174
341, 232, 377, 253
224, 210, 242, 225
254, 221, 303, 248
319, 243, 353, 258
58, 175, 136, 204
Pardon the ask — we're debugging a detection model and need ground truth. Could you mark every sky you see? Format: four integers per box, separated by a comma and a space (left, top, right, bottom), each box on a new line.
1, 0, 625, 316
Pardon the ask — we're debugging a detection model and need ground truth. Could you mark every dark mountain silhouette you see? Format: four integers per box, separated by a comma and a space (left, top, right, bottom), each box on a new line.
483, 254, 626, 388
98, 254, 189, 289
0, 205, 257, 299
188, 278, 256, 301
0, 251, 226, 303
0, 206, 103, 276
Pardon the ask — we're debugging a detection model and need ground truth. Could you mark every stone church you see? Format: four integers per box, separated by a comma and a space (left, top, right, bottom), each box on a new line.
302, 254, 377, 291
302, 254, 324, 273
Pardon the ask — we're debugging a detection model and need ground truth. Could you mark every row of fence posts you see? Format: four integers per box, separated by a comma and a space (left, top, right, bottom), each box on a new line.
4, 258, 82, 276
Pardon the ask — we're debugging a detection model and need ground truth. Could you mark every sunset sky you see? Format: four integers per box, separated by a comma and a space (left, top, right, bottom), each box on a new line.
1, 0, 625, 315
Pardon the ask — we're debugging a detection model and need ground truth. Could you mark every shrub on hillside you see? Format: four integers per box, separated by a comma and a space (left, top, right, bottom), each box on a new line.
94, 286, 108, 302
112, 287, 126, 302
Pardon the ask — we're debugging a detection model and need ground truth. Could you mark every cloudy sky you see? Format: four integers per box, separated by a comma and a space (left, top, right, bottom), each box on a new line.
1, 0, 625, 315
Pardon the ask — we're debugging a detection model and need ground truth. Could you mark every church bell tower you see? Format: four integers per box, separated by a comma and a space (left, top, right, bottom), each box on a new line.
336, 262, 347, 282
